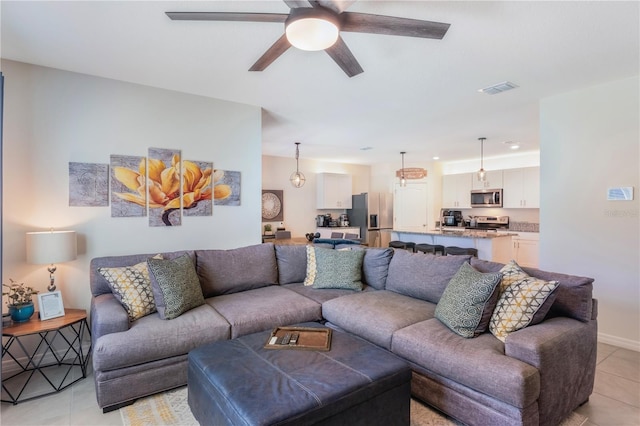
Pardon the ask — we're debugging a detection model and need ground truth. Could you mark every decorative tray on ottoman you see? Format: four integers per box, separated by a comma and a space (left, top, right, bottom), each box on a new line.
264, 326, 332, 351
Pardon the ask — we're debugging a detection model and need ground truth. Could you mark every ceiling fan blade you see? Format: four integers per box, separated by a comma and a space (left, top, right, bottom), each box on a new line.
165, 12, 288, 23
249, 34, 292, 72
325, 36, 363, 77
340, 12, 450, 39
316, 0, 356, 13
283, 0, 313, 8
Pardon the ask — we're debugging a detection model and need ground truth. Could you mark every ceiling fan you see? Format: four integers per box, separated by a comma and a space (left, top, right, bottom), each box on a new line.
166, 0, 450, 78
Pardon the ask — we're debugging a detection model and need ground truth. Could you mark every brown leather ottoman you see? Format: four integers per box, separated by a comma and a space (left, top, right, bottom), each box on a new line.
188, 322, 411, 425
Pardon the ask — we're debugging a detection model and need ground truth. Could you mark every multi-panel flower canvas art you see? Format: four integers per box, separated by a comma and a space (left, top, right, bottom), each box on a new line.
71, 149, 240, 227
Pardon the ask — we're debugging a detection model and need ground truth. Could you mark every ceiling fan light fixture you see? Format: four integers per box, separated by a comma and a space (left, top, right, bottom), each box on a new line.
285, 9, 339, 51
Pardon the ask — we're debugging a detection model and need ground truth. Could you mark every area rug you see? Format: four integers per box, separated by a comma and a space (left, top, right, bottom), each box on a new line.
121, 387, 587, 426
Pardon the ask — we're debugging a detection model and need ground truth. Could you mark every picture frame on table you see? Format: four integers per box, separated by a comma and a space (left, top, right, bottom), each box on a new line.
38, 291, 65, 320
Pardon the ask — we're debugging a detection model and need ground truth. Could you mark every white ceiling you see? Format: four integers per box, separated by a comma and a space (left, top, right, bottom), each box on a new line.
2, 1, 638, 165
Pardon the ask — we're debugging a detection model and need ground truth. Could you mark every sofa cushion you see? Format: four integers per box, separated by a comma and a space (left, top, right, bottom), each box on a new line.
322, 290, 436, 350
283, 283, 377, 304
148, 254, 205, 320
385, 250, 472, 303
391, 318, 540, 409
304, 246, 365, 290
435, 262, 502, 338
470, 258, 593, 322
489, 276, 559, 342
196, 243, 278, 297
205, 286, 322, 339
342, 247, 394, 290
93, 304, 230, 372
275, 244, 307, 284
97, 255, 161, 322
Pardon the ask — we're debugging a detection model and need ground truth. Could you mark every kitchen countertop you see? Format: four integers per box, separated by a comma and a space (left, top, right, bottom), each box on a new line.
394, 229, 518, 239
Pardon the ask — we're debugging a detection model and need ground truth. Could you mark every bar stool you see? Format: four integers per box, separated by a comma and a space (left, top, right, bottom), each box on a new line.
444, 246, 478, 257
389, 241, 416, 253
415, 243, 445, 256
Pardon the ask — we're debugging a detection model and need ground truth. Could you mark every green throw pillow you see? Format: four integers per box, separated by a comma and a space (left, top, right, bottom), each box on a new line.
304, 246, 365, 291
147, 254, 205, 320
435, 262, 503, 338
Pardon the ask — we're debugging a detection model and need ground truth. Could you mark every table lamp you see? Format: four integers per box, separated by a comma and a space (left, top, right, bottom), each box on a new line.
26, 230, 77, 292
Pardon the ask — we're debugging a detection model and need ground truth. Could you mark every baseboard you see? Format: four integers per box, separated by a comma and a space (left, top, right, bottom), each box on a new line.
2, 342, 92, 375
598, 332, 640, 352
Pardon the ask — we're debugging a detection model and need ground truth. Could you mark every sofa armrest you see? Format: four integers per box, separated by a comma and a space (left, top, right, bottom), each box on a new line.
505, 316, 597, 426
90, 294, 129, 344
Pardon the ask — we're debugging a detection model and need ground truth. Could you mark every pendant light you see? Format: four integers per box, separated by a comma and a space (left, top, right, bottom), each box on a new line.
400, 151, 407, 187
477, 137, 487, 182
290, 142, 306, 188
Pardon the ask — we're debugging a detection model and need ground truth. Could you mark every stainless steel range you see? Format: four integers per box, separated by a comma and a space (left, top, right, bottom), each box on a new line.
467, 216, 509, 231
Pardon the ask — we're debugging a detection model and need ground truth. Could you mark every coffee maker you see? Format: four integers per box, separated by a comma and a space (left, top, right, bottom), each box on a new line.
316, 215, 328, 227
441, 209, 463, 227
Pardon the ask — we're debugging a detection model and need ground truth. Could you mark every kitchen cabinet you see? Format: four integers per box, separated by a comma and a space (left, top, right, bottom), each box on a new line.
317, 173, 352, 209
511, 232, 539, 267
503, 167, 540, 208
394, 182, 428, 232
472, 170, 503, 190
442, 173, 472, 208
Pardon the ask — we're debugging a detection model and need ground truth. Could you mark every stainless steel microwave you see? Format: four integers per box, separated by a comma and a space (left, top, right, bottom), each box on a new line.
470, 189, 503, 208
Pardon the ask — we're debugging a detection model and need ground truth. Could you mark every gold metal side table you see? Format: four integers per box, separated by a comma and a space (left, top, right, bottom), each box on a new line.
2, 308, 92, 404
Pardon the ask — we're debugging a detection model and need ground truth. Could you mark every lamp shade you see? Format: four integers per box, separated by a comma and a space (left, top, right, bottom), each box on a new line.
26, 231, 77, 265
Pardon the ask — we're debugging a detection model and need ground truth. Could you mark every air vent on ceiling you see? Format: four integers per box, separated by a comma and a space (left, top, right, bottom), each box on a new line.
478, 81, 519, 95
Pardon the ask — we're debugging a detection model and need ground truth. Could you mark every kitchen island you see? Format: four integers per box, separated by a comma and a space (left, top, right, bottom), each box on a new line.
391, 229, 516, 263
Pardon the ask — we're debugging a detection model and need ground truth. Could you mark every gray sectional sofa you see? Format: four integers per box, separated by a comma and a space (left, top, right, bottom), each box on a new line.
89, 242, 597, 426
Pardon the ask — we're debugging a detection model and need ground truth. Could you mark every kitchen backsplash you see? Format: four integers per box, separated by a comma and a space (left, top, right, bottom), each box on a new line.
509, 221, 540, 232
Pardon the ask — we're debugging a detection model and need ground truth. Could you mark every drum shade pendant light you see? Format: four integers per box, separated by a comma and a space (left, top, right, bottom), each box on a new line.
285, 8, 339, 51
477, 137, 487, 182
400, 151, 407, 187
290, 142, 306, 188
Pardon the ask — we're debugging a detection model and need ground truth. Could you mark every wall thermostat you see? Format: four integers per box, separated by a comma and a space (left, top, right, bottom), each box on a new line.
607, 187, 634, 201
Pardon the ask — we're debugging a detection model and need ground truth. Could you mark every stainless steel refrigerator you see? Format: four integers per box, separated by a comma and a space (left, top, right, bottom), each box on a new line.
347, 193, 393, 247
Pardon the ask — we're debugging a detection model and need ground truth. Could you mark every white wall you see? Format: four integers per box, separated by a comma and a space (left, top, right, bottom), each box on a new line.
540, 76, 640, 350
261, 155, 370, 237
1, 60, 262, 313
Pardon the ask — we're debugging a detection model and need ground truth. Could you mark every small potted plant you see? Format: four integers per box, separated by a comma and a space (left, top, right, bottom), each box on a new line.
2, 279, 38, 323
264, 224, 273, 235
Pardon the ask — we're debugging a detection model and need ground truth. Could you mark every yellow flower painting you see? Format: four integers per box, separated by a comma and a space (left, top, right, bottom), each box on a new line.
111, 150, 233, 225
110, 155, 147, 218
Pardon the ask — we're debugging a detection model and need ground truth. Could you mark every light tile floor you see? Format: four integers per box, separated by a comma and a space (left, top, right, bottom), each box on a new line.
1, 343, 638, 425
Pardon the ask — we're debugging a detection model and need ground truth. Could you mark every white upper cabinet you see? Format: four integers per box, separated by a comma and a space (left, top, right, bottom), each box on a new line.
394, 182, 428, 231
317, 173, 353, 209
503, 167, 540, 208
471, 170, 503, 190
442, 173, 472, 208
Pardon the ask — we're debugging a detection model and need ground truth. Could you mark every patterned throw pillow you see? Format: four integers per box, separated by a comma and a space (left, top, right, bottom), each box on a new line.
147, 254, 205, 320
497, 260, 530, 292
303, 246, 365, 291
97, 255, 162, 322
303, 245, 318, 286
434, 262, 502, 338
490, 263, 560, 342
